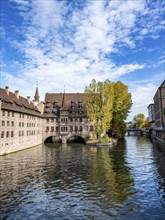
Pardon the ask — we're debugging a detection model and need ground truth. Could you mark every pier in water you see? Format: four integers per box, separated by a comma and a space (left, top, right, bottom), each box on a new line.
0, 136, 165, 219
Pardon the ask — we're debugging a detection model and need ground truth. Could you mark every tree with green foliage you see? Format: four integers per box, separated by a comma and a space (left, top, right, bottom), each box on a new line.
85, 79, 114, 140
132, 113, 149, 129
85, 79, 132, 140
109, 81, 132, 139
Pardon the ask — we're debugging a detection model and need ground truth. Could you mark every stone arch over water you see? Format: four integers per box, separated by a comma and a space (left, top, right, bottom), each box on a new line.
44, 136, 62, 143
67, 135, 86, 144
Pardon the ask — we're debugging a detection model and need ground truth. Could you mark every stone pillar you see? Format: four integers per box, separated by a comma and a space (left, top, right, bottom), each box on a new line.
62, 136, 67, 144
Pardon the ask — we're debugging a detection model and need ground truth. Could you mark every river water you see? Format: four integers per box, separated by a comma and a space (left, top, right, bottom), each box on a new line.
0, 136, 165, 220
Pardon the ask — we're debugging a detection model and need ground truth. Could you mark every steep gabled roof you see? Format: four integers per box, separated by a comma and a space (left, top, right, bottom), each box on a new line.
43, 93, 86, 117
0, 87, 41, 116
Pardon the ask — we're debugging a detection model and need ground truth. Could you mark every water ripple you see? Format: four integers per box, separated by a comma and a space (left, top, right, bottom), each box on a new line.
0, 136, 165, 219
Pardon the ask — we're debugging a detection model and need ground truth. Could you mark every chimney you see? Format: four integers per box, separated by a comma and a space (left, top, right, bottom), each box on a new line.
15, 90, 19, 99
5, 86, 9, 95
27, 96, 31, 104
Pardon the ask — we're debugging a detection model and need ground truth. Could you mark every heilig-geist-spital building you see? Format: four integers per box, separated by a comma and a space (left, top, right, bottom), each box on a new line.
0, 86, 93, 155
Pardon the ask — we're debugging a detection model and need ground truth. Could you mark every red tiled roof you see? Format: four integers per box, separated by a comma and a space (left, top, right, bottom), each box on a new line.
43, 93, 86, 117
0, 88, 41, 116
44, 93, 86, 106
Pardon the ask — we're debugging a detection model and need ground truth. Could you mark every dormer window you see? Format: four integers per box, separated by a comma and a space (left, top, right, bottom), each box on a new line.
54, 101, 58, 108
52, 108, 58, 114
71, 101, 75, 107
78, 101, 82, 106
46, 101, 51, 108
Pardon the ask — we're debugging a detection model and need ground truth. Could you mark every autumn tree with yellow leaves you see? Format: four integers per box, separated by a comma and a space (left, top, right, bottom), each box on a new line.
85, 79, 132, 141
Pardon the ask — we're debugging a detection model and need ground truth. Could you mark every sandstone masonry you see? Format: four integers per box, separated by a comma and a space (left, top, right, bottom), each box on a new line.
0, 86, 93, 155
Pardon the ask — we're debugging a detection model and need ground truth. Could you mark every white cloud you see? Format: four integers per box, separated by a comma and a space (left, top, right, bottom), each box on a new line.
127, 75, 164, 121
2, 0, 165, 118
127, 83, 157, 121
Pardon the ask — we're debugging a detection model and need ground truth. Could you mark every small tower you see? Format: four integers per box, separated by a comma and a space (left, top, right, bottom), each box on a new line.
62, 89, 66, 107
33, 83, 40, 106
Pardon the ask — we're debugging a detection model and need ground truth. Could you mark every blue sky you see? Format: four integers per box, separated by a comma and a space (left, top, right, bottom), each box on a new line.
0, 0, 165, 121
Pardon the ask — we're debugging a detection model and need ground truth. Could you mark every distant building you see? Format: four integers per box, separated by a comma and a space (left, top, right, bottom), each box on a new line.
147, 104, 155, 127
148, 80, 165, 144
153, 80, 165, 129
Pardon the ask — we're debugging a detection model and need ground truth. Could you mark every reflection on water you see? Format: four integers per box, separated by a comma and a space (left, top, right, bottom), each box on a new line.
0, 136, 165, 219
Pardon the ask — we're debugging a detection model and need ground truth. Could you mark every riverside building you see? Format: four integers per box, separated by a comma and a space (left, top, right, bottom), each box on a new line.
0, 86, 93, 155
0, 86, 43, 155
148, 80, 165, 144
42, 92, 93, 144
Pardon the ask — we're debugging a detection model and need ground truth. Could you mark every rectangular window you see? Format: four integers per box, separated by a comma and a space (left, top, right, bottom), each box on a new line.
56, 126, 58, 132
51, 118, 54, 122
12, 112, 14, 117
1, 131, 4, 138
7, 121, 10, 126
6, 131, 9, 138
61, 127, 68, 132
75, 126, 78, 132
11, 131, 14, 137
12, 121, 14, 126
22, 122, 24, 127
61, 118, 68, 123
79, 126, 83, 132
70, 126, 73, 132
47, 118, 49, 122
19, 122, 21, 127
79, 118, 82, 122
2, 111, 5, 116
8, 112, 10, 117
51, 127, 54, 132
22, 131, 24, 136
70, 118, 73, 122
2, 121, 5, 126
19, 131, 21, 137
46, 126, 49, 132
